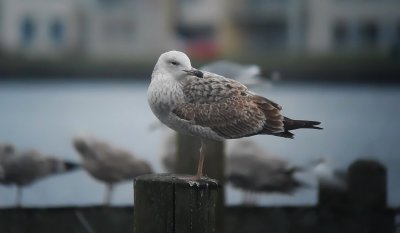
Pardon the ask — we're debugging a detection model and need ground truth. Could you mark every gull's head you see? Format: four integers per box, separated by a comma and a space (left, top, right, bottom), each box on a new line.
73, 136, 96, 160
154, 50, 199, 80
0, 143, 14, 156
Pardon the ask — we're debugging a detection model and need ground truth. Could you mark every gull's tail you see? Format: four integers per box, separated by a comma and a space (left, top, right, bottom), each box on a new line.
284, 117, 322, 130
274, 117, 322, 139
64, 161, 81, 171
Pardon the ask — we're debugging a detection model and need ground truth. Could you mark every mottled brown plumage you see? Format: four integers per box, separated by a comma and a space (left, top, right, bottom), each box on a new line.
173, 71, 320, 139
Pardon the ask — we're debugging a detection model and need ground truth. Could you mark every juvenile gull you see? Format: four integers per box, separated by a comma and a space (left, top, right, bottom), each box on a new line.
0, 143, 14, 180
148, 50, 322, 178
0, 148, 79, 207
226, 139, 307, 203
0, 143, 15, 161
148, 59, 270, 132
73, 136, 153, 205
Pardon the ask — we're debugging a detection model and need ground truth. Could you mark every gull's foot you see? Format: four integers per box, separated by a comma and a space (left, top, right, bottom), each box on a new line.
179, 175, 206, 181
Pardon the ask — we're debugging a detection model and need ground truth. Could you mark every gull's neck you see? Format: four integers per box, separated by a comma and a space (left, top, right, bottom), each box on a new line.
150, 69, 182, 92
148, 71, 185, 117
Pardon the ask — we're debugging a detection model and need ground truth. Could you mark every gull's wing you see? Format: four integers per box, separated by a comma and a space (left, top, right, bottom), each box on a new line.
92, 142, 152, 178
180, 71, 249, 103
173, 72, 284, 139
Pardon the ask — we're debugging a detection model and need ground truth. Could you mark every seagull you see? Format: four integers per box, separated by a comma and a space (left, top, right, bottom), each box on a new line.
147, 50, 322, 179
226, 139, 308, 203
0, 148, 80, 207
149, 59, 273, 132
0, 143, 15, 162
0, 143, 15, 181
73, 136, 153, 205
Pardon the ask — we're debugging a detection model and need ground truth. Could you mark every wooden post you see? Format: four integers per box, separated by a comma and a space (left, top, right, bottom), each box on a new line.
133, 174, 220, 233
347, 159, 387, 209
175, 133, 225, 233
318, 183, 348, 209
175, 133, 225, 181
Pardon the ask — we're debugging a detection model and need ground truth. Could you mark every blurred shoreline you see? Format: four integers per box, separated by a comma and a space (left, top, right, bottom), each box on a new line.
0, 53, 399, 83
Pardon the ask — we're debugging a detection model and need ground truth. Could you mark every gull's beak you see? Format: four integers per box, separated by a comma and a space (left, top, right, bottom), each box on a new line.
183, 69, 204, 78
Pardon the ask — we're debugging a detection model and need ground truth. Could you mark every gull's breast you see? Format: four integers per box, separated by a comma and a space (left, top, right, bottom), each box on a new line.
147, 78, 185, 122
148, 79, 224, 141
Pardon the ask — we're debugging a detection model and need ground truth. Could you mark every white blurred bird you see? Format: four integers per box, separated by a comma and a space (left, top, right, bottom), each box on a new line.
73, 136, 153, 205
200, 60, 265, 87
0, 145, 80, 207
160, 130, 177, 173
312, 158, 347, 190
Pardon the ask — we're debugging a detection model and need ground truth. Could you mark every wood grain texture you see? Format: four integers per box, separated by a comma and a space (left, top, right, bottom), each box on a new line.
133, 174, 220, 233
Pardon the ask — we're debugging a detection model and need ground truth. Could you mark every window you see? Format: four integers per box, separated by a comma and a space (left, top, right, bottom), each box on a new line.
359, 21, 378, 47
176, 24, 215, 41
397, 21, 400, 42
333, 21, 348, 48
20, 16, 36, 47
49, 19, 65, 45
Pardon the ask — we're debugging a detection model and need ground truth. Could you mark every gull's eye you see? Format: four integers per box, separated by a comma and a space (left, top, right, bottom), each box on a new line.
170, 61, 179, 66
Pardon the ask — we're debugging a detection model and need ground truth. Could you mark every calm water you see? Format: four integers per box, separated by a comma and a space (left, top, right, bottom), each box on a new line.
0, 80, 399, 207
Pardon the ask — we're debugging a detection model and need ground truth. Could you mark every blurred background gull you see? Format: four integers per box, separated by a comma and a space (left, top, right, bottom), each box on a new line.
200, 60, 268, 87
0, 144, 80, 207
73, 135, 153, 206
226, 139, 310, 205
0, 143, 15, 180
0, 0, 399, 232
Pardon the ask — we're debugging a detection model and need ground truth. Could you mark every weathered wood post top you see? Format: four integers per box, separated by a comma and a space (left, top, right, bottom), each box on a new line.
133, 174, 220, 233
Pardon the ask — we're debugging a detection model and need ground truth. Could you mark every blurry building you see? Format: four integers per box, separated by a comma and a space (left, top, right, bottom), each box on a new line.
0, 0, 399, 60
0, 0, 82, 57
174, 0, 230, 58
307, 0, 400, 54
230, 0, 306, 55
83, 0, 176, 60
0, 0, 176, 60
231, 0, 400, 55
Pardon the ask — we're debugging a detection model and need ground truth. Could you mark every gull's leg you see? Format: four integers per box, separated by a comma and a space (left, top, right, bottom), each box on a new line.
16, 186, 22, 208
242, 191, 251, 205
104, 183, 113, 206
241, 191, 247, 204
249, 191, 258, 206
196, 140, 206, 179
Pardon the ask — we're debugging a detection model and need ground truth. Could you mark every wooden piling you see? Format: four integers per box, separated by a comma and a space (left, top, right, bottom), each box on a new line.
348, 159, 387, 209
175, 134, 225, 180
175, 133, 225, 233
133, 174, 220, 233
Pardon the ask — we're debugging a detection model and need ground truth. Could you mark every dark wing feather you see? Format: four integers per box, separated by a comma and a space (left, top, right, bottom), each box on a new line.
174, 72, 284, 139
